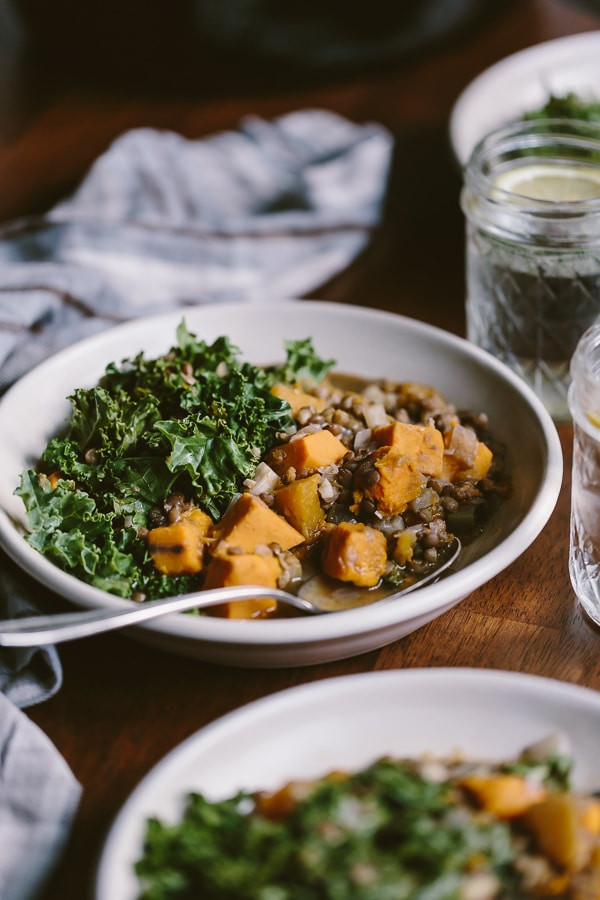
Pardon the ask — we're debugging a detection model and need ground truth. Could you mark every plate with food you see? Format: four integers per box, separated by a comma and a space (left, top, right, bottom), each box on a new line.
94, 667, 600, 899
450, 30, 600, 165
0, 300, 562, 665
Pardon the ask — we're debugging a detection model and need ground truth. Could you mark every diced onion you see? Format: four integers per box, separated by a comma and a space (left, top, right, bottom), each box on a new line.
244, 462, 280, 495
363, 402, 389, 430
354, 428, 373, 452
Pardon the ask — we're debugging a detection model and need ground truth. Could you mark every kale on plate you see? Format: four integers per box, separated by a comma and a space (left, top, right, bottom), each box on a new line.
16, 322, 333, 600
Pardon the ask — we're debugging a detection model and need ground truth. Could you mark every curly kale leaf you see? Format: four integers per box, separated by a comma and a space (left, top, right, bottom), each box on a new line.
525, 91, 600, 124
68, 387, 161, 457
17, 324, 335, 600
154, 418, 254, 519
17, 470, 138, 597
265, 337, 335, 385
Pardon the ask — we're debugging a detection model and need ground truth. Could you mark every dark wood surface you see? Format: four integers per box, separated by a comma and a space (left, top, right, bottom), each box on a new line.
1, 1, 600, 897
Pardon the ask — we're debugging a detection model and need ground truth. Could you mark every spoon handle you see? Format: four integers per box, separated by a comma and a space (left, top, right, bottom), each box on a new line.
0, 586, 314, 647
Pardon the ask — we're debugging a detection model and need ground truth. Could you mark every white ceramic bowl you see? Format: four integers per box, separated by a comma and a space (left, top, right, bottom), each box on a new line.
94, 667, 600, 900
0, 301, 562, 666
450, 30, 600, 165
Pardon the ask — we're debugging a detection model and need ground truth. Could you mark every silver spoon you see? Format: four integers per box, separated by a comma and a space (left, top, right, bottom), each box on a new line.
0, 537, 460, 647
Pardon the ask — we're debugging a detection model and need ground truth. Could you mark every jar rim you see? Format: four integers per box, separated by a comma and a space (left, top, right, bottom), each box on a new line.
465, 118, 600, 214
462, 119, 600, 245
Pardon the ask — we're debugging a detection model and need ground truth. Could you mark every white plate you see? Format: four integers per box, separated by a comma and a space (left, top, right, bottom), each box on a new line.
0, 301, 562, 666
94, 667, 600, 900
450, 30, 600, 165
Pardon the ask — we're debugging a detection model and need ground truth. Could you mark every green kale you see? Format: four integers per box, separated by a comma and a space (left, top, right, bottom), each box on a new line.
521, 93, 600, 164
500, 751, 572, 792
134, 757, 520, 899
265, 337, 335, 386
525, 91, 600, 125
16, 323, 335, 600
17, 470, 139, 597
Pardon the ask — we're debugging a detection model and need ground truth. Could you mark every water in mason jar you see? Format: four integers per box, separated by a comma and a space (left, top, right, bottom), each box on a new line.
465, 227, 600, 422
570, 416, 600, 625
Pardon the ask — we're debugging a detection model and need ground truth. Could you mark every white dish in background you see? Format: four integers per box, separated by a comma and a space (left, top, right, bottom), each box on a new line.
94, 667, 600, 900
450, 30, 600, 165
0, 300, 562, 666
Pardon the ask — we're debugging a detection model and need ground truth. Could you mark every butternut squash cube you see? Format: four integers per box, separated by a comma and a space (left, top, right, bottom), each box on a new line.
211, 492, 304, 552
442, 440, 493, 483
321, 521, 387, 587
461, 773, 546, 819
270, 383, 327, 417
147, 507, 212, 576
393, 529, 417, 565
353, 448, 425, 516
255, 781, 315, 820
203, 551, 281, 618
582, 799, 600, 834
524, 792, 598, 872
372, 421, 444, 477
274, 474, 325, 541
48, 471, 61, 490
269, 429, 347, 475
184, 507, 213, 529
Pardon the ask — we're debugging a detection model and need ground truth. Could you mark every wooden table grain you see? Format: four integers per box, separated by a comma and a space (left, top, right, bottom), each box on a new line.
1, 1, 600, 897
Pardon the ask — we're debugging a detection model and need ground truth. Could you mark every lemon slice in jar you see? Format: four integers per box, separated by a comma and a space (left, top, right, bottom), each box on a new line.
494, 163, 600, 201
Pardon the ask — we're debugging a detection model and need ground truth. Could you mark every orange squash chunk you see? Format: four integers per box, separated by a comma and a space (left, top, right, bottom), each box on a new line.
48, 471, 61, 490
203, 551, 281, 618
269, 429, 347, 475
147, 507, 212, 576
211, 492, 304, 552
353, 447, 425, 517
524, 792, 599, 872
461, 773, 546, 819
321, 521, 387, 587
274, 474, 325, 541
393, 529, 417, 565
270, 383, 327, 417
372, 421, 444, 477
442, 441, 493, 483
582, 800, 600, 834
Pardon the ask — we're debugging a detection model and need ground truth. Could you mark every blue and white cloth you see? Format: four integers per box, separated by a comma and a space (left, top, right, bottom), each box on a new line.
0, 109, 393, 389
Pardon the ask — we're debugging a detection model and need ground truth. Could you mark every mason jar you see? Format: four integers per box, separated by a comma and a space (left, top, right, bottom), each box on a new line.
568, 320, 600, 625
461, 119, 600, 423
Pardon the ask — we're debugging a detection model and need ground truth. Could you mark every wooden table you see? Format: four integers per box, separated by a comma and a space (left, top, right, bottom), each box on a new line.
1, 0, 600, 896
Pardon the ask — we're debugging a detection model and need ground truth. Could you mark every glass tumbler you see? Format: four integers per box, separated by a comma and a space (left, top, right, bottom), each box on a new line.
569, 321, 600, 625
461, 119, 600, 423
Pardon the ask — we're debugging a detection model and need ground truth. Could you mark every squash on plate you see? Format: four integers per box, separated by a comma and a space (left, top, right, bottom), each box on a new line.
274, 474, 325, 541
372, 421, 444, 477
460, 773, 546, 819
270, 383, 327, 417
523, 792, 600, 872
321, 521, 387, 588
352, 447, 425, 517
203, 550, 282, 619
268, 429, 347, 476
393, 529, 417, 565
147, 507, 212, 576
442, 425, 493, 482
211, 492, 304, 553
